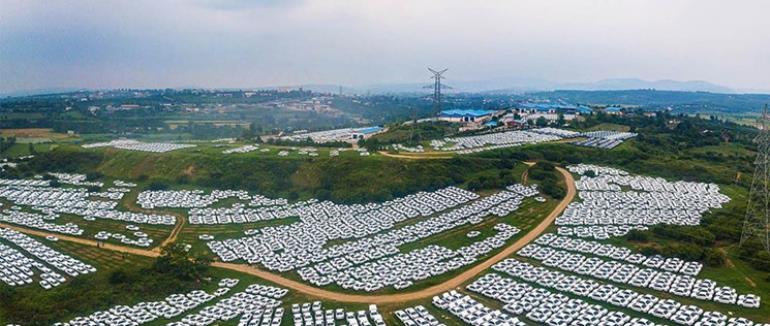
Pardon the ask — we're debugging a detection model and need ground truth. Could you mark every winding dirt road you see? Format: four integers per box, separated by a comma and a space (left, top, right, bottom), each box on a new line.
0, 166, 575, 304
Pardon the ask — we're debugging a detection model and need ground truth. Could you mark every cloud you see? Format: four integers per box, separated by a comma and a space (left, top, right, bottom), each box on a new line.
1, 0, 769, 93
191, 0, 303, 10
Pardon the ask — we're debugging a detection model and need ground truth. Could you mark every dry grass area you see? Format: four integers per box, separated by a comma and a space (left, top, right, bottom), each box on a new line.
0, 128, 74, 140
50, 241, 152, 270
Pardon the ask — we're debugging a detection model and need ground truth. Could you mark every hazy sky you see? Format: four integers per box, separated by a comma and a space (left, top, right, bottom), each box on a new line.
1, 0, 769, 93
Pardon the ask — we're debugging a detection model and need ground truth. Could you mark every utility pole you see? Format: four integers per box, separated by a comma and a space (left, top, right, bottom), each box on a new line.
740, 104, 770, 251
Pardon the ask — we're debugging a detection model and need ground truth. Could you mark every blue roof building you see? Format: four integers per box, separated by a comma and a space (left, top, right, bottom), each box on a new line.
439, 109, 496, 118
355, 126, 383, 135
576, 105, 593, 114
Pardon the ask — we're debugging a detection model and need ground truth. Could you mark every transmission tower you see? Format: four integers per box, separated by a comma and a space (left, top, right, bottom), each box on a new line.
740, 104, 770, 251
425, 68, 451, 115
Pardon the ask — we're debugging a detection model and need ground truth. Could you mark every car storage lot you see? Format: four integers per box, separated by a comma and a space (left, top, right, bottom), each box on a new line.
3, 164, 769, 325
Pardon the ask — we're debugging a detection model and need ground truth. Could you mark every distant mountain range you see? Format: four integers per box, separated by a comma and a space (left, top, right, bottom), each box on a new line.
3, 78, 765, 98
0, 87, 92, 98
322, 78, 739, 95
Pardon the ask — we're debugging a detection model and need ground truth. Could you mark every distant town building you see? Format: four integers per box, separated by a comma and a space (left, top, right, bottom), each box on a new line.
604, 106, 624, 115
513, 102, 592, 122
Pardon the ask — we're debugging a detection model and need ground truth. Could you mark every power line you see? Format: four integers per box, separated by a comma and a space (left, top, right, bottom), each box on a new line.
740, 104, 770, 251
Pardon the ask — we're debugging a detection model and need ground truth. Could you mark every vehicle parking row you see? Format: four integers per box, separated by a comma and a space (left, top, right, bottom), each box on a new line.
0, 227, 95, 289
517, 242, 759, 307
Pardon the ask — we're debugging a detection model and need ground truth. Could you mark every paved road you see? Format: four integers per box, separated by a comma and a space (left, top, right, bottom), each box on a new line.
0, 166, 576, 304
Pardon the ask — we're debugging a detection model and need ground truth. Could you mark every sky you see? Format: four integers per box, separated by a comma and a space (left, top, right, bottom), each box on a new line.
1, 0, 769, 93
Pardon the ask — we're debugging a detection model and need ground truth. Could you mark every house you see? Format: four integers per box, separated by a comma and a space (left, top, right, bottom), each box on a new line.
351, 126, 384, 140
604, 106, 624, 115
438, 109, 499, 124
513, 102, 593, 124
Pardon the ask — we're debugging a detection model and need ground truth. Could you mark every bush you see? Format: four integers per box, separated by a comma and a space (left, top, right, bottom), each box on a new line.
541, 181, 565, 199
662, 243, 704, 261
640, 246, 661, 256
108, 270, 131, 284
626, 229, 650, 242
85, 172, 103, 181
703, 248, 726, 267
651, 225, 715, 246
751, 251, 770, 272
147, 181, 169, 191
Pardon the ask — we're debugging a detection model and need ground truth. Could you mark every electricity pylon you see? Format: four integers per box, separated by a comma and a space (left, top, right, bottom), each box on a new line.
740, 104, 770, 251
425, 68, 451, 116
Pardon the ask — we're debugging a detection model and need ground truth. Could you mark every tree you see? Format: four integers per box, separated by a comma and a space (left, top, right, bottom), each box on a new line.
557, 113, 566, 126
153, 243, 212, 282
536, 117, 548, 127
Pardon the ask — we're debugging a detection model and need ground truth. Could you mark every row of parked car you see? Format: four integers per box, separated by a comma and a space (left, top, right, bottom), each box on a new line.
431, 130, 560, 152
291, 302, 385, 326
0, 227, 95, 289
299, 223, 520, 291
211, 185, 538, 291
207, 186, 482, 269
395, 305, 444, 326
492, 259, 765, 325
60, 279, 288, 326
432, 290, 526, 326
518, 242, 759, 307
535, 233, 703, 276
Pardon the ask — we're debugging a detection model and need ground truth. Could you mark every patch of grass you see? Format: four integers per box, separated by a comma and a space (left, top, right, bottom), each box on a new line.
585, 123, 631, 132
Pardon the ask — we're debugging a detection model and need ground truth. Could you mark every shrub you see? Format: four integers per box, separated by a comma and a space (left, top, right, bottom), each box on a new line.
703, 248, 726, 267
640, 246, 661, 256
662, 243, 704, 261
751, 251, 770, 272
147, 181, 169, 191
626, 229, 650, 242
85, 172, 103, 181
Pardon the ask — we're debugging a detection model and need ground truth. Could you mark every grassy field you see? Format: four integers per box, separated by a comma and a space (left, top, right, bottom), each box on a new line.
1, 142, 57, 157
585, 123, 632, 132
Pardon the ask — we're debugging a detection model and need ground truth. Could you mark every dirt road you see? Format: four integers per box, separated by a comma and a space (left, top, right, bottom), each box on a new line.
1, 166, 575, 304
0, 222, 158, 258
